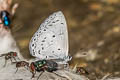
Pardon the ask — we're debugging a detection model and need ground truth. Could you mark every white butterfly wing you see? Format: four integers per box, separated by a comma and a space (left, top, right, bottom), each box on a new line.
29, 11, 71, 62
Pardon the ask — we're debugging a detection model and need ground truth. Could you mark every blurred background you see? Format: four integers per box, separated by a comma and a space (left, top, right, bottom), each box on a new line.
11, 0, 120, 79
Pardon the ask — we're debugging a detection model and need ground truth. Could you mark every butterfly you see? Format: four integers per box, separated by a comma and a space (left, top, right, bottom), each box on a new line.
29, 11, 72, 64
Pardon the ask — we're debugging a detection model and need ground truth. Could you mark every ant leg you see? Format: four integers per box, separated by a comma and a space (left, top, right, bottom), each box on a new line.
3, 59, 7, 67
27, 65, 29, 70
15, 68, 18, 73
37, 71, 44, 80
24, 66, 28, 70
31, 70, 36, 79
0, 55, 3, 57
17, 57, 20, 60
25, 65, 29, 70
13, 57, 17, 62
10, 58, 13, 63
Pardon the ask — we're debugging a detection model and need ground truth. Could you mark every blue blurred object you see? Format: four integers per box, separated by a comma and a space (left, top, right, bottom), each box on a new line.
0, 11, 11, 27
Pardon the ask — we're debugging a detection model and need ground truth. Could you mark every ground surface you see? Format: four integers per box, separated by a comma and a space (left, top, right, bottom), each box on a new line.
10, 0, 120, 80
0, 57, 89, 80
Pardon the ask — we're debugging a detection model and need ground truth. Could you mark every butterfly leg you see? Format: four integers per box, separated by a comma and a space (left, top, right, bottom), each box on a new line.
37, 71, 44, 80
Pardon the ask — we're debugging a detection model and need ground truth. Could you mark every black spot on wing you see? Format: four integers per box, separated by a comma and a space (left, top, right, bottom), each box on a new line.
44, 29, 46, 31
44, 37, 46, 39
52, 35, 55, 37
56, 20, 59, 21
42, 40, 45, 42
38, 50, 40, 54
52, 21, 55, 23
58, 48, 61, 50
34, 39, 36, 41
32, 44, 34, 47
32, 49, 35, 55
61, 23, 64, 24
42, 47, 44, 50
51, 40, 53, 42
48, 24, 52, 26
